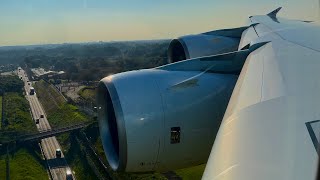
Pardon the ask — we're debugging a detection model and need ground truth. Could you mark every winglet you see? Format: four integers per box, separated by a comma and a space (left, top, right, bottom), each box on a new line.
267, 7, 282, 17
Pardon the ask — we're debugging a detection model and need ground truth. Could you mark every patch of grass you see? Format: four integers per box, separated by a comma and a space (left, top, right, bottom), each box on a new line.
48, 103, 88, 128
78, 87, 95, 102
0, 154, 6, 180
0, 75, 24, 94
34, 80, 65, 115
0, 96, 2, 127
34, 80, 88, 128
3, 92, 36, 134
8, 148, 47, 180
175, 164, 206, 180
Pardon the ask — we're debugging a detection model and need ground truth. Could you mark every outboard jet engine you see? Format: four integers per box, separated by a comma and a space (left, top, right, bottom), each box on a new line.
168, 26, 248, 63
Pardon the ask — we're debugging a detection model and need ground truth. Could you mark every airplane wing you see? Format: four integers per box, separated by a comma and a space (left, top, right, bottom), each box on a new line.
97, 7, 319, 179
202, 8, 320, 180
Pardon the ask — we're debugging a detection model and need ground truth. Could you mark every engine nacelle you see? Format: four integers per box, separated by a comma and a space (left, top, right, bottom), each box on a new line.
168, 27, 248, 63
97, 69, 237, 172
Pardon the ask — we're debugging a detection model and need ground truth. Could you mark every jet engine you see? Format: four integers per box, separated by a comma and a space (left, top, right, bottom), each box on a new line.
97, 26, 267, 172
168, 26, 248, 63
97, 68, 237, 172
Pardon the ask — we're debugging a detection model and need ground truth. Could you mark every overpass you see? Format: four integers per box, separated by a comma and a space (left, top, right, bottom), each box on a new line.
0, 120, 97, 144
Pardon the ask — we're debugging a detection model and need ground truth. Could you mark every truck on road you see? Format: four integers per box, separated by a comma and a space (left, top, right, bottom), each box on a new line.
29, 87, 35, 95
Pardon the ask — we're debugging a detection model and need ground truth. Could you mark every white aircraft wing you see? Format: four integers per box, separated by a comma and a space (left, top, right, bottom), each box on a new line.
202, 8, 320, 180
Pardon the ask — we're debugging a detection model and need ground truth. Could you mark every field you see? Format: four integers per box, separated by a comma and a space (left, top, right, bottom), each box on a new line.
0, 96, 2, 127
176, 164, 206, 180
34, 80, 66, 115
0, 78, 47, 179
0, 154, 5, 179
0, 148, 48, 180
34, 80, 88, 128
0, 75, 24, 94
78, 87, 95, 102
2, 92, 37, 134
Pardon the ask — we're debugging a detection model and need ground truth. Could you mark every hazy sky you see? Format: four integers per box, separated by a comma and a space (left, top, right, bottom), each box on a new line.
0, 0, 318, 46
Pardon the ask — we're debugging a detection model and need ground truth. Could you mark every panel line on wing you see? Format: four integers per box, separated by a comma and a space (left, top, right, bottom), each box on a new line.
305, 120, 320, 155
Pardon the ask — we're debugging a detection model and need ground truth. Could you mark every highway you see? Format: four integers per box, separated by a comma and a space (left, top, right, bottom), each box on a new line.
18, 68, 75, 180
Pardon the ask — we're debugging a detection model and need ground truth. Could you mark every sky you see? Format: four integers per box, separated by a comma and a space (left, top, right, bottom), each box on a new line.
0, 0, 319, 46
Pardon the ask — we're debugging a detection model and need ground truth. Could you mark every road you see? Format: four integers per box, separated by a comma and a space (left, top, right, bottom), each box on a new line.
18, 68, 75, 180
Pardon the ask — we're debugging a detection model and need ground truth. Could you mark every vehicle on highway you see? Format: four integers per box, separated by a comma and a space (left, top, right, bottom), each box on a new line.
40, 114, 44, 118
56, 149, 62, 158
66, 169, 73, 180
29, 87, 35, 95
35, 119, 39, 124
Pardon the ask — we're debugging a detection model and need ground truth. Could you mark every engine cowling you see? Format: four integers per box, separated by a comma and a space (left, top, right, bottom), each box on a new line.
97, 69, 237, 172
168, 27, 248, 63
